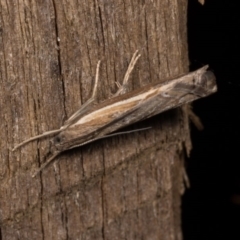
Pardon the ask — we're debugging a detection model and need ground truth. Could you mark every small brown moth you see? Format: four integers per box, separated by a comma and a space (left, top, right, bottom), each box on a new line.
13, 51, 217, 177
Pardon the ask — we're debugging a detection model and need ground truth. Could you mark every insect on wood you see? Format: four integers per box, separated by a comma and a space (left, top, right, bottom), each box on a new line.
13, 51, 217, 177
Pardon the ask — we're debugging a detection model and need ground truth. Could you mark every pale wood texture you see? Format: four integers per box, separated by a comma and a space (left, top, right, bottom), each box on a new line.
0, 0, 190, 239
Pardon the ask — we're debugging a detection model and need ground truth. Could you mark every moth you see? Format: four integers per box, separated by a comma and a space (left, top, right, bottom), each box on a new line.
13, 51, 217, 177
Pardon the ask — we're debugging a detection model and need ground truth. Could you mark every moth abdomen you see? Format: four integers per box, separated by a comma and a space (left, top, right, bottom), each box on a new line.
199, 71, 216, 90
192, 70, 217, 97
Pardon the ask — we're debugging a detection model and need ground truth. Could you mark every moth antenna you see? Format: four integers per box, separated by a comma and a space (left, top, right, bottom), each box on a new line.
32, 152, 60, 178
12, 129, 63, 151
67, 127, 152, 150
13, 61, 102, 152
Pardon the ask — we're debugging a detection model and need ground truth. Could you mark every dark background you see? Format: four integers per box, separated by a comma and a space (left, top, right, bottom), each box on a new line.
182, 1, 240, 239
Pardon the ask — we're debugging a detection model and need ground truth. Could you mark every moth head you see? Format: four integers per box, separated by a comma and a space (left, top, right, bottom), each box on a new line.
50, 133, 66, 151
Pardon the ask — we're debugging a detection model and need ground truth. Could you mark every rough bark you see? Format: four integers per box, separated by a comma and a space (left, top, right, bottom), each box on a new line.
0, 0, 190, 239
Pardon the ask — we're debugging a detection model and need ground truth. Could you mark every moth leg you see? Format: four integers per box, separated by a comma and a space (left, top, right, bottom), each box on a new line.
114, 80, 122, 90
32, 152, 60, 178
186, 104, 204, 131
63, 60, 101, 127
91, 60, 101, 99
113, 50, 141, 97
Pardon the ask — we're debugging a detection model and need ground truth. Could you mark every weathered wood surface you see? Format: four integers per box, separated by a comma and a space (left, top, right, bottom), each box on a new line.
0, 0, 190, 239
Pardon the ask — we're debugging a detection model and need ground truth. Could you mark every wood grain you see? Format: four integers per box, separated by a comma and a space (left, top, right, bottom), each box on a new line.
1, 0, 193, 239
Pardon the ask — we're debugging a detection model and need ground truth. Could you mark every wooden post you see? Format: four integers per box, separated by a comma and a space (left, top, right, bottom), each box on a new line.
0, 0, 190, 239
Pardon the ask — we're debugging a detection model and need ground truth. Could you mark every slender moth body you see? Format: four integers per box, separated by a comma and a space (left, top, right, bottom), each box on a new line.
13, 52, 217, 177
53, 66, 216, 151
